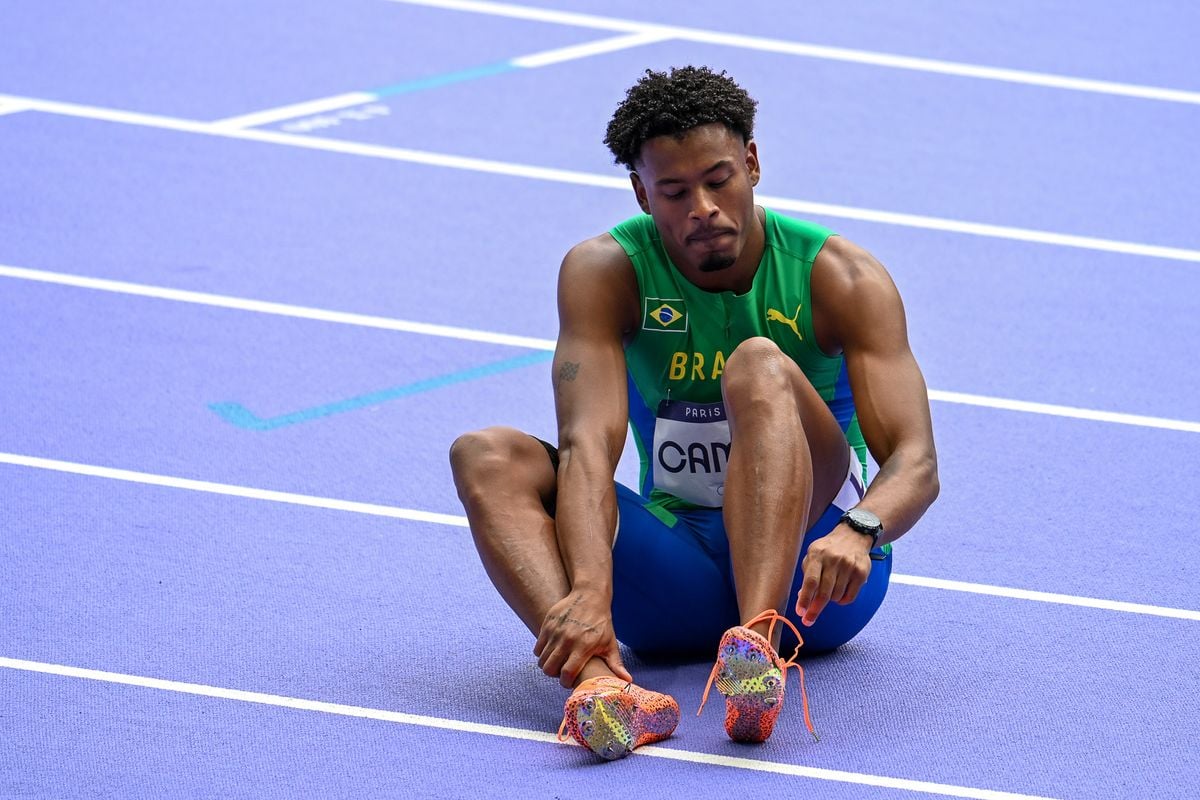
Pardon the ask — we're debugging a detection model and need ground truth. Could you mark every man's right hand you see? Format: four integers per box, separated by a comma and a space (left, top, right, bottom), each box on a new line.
534, 589, 632, 689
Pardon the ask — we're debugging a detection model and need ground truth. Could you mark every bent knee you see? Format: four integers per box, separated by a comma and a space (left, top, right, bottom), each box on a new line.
722, 337, 796, 405
449, 427, 553, 497
449, 426, 528, 474
724, 337, 793, 384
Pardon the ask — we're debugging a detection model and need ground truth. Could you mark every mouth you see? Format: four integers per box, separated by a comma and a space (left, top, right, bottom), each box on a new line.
688, 229, 735, 245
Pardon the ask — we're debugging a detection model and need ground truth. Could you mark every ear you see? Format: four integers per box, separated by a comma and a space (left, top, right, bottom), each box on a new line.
745, 140, 761, 187
630, 172, 651, 214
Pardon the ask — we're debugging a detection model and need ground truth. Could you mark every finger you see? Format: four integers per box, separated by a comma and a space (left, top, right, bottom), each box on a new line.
540, 646, 566, 679
802, 594, 829, 627
841, 582, 861, 606
560, 650, 587, 689
840, 563, 870, 605
795, 559, 823, 617
818, 560, 839, 601
802, 565, 836, 626
605, 644, 634, 683
830, 568, 853, 605
828, 580, 848, 606
533, 620, 550, 658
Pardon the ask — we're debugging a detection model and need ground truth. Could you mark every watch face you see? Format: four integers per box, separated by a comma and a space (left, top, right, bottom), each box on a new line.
846, 508, 882, 533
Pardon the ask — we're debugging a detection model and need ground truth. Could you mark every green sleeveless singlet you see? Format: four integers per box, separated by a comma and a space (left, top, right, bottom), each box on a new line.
610, 207, 867, 512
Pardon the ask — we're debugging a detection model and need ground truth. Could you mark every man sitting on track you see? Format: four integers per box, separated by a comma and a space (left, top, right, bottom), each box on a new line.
449, 66, 939, 760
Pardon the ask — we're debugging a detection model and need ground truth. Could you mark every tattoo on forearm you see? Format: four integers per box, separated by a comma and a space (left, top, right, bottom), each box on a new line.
558, 361, 580, 383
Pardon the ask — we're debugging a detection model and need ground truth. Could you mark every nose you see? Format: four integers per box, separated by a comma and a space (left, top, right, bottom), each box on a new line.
689, 188, 719, 221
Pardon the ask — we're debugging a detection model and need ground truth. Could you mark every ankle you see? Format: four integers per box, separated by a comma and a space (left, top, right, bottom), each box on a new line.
573, 658, 625, 689
743, 616, 783, 653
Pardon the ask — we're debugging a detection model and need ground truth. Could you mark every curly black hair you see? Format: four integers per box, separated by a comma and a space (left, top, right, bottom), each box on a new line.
604, 66, 758, 170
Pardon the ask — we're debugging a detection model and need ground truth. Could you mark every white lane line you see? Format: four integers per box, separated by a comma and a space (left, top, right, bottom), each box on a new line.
890, 576, 1200, 622
386, 0, 1200, 106
0, 264, 556, 351
236, 116, 627, 187
210, 92, 378, 131
0, 94, 217, 133
387, 0, 656, 34
760, 196, 1200, 263
0, 102, 30, 117
0, 452, 470, 527
4, 451, 1199, 623
927, 390, 1200, 434
208, 32, 666, 130
0, 656, 1057, 800
511, 30, 673, 68
4, 92, 1199, 264
6, 263, 1200, 435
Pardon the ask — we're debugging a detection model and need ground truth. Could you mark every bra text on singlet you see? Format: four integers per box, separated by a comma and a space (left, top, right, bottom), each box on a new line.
668, 351, 726, 382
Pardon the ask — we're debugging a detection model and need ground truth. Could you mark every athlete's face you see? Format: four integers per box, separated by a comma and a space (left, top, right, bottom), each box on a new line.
630, 123, 762, 291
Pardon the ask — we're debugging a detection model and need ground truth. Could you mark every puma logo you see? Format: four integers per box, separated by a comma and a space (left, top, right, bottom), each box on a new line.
766, 304, 803, 340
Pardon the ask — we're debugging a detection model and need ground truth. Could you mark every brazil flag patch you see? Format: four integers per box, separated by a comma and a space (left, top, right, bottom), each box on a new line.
643, 298, 688, 333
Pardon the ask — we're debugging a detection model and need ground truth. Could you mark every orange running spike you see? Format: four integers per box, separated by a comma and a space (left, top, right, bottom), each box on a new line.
698, 610, 819, 743
558, 676, 681, 760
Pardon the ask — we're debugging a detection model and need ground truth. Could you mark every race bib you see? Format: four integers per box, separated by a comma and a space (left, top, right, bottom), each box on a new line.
652, 399, 731, 507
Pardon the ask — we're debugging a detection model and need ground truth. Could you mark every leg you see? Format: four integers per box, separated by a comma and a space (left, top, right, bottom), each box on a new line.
720, 337, 850, 646
453, 429, 682, 759
448, 426, 613, 684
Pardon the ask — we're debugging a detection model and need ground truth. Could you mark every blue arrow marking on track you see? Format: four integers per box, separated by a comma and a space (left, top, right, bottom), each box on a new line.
210, 349, 553, 431
371, 62, 519, 96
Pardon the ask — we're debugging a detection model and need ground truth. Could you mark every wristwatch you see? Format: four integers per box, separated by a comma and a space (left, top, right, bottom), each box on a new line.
840, 507, 884, 549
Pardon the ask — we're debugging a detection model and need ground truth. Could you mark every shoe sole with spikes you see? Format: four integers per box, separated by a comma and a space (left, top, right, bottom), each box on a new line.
713, 626, 786, 743
562, 682, 681, 760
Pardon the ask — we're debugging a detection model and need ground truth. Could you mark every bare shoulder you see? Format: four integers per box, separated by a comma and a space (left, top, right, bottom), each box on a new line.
558, 232, 640, 337
810, 234, 908, 355
561, 232, 635, 283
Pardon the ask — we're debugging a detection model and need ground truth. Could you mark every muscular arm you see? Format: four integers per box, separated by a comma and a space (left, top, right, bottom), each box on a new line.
796, 237, 939, 624
532, 234, 638, 686
813, 236, 940, 544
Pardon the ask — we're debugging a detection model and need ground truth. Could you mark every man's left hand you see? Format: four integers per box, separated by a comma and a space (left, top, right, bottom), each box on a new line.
794, 526, 874, 626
